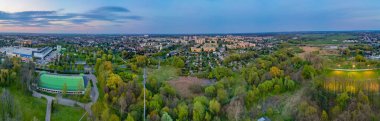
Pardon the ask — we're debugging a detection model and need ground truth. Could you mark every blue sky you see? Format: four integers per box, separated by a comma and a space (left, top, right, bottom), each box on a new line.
0, 0, 380, 34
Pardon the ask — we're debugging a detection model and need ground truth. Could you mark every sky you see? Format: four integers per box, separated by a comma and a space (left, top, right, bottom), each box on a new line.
0, 0, 380, 34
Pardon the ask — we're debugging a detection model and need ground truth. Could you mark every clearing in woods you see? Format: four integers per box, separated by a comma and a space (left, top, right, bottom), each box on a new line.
168, 76, 213, 98
298, 46, 320, 59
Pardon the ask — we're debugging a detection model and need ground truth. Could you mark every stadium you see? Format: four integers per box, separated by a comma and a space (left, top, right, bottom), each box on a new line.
36, 73, 88, 94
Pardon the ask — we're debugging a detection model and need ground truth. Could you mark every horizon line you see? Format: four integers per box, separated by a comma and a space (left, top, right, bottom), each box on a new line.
1, 29, 380, 35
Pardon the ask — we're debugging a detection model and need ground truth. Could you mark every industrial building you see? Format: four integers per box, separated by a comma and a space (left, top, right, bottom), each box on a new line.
33, 47, 53, 59
0, 46, 53, 59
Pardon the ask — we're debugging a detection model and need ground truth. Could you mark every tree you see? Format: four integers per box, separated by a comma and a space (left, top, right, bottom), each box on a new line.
167, 56, 185, 68
357, 91, 369, 104
193, 101, 205, 121
77, 80, 84, 99
205, 112, 212, 121
296, 101, 319, 121
161, 112, 173, 121
135, 55, 148, 67
285, 78, 296, 90
106, 73, 123, 90
209, 99, 221, 115
216, 89, 228, 104
270, 66, 283, 77
344, 48, 350, 56
273, 84, 281, 93
109, 114, 120, 121
205, 86, 216, 97
125, 113, 135, 121
245, 87, 260, 108
321, 110, 328, 121
177, 102, 188, 121
0, 89, 21, 121
209, 66, 232, 80
119, 94, 127, 118
62, 83, 68, 96
355, 55, 365, 62
226, 98, 243, 121
336, 92, 349, 108
83, 82, 91, 101
258, 80, 274, 93
302, 65, 316, 79
92, 102, 105, 120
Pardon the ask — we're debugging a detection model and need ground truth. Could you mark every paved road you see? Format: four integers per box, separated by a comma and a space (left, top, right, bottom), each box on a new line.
32, 74, 99, 121
45, 98, 52, 121
86, 74, 99, 103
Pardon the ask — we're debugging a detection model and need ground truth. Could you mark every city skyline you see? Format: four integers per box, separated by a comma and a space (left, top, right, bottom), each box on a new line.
1, 0, 380, 34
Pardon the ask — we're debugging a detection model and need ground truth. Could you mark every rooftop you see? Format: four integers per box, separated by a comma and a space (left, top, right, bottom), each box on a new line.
39, 73, 86, 91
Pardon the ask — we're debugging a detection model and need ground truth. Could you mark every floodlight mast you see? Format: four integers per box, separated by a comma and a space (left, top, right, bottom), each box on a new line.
143, 67, 147, 121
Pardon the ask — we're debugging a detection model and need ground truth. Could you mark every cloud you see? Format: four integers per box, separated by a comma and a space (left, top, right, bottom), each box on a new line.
0, 6, 141, 27
90, 6, 130, 13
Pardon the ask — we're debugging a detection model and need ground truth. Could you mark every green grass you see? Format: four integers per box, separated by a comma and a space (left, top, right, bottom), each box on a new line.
1, 87, 47, 121
51, 104, 87, 121
149, 66, 179, 82
39, 73, 85, 91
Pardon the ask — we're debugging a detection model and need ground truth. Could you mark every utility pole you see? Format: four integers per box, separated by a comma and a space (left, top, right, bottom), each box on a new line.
143, 67, 147, 121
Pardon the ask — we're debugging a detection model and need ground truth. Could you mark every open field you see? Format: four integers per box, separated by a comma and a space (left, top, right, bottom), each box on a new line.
51, 104, 87, 121
149, 66, 179, 82
298, 46, 320, 59
168, 76, 213, 98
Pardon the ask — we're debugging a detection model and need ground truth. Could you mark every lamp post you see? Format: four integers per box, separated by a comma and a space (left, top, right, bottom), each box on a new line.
143, 67, 147, 121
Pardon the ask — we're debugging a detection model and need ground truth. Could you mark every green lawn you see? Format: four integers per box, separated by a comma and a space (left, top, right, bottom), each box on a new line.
51, 104, 87, 121
2, 87, 47, 121
149, 66, 179, 82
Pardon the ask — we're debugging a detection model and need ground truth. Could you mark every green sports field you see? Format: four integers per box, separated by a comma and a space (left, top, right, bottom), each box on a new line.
39, 74, 85, 91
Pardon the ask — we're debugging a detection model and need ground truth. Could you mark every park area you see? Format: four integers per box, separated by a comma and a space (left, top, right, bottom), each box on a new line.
148, 66, 179, 82
323, 69, 380, 93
